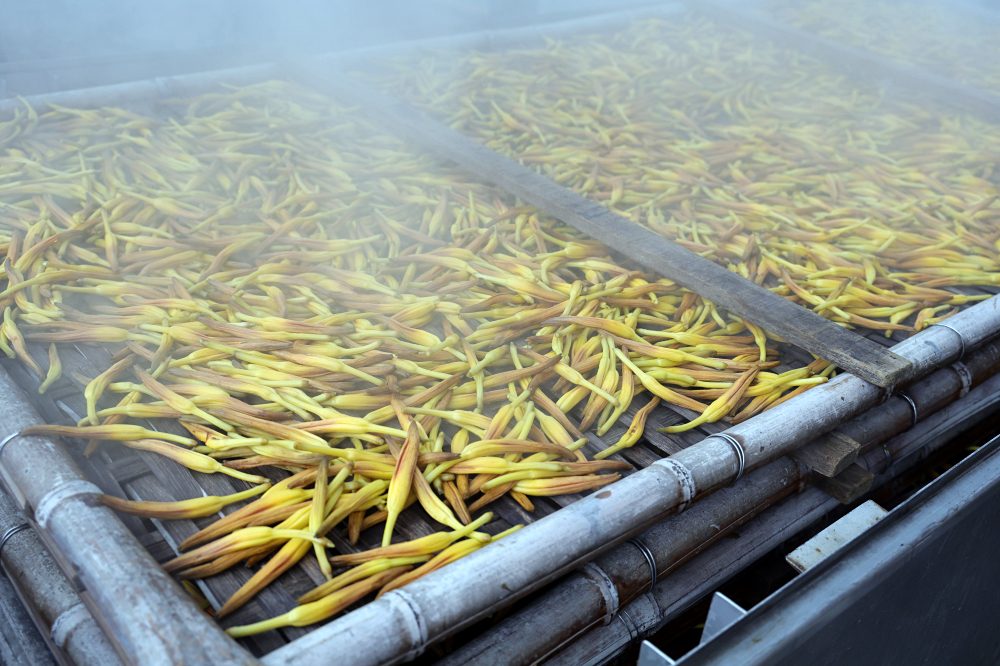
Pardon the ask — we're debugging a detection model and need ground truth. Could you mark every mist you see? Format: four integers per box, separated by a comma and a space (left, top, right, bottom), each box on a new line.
0, 0, 652, 96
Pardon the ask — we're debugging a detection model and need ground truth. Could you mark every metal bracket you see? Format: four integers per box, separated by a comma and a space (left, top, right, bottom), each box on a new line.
628, 538, 659, 592
700, 592, 747, 645
638, 640, 676, 666
708, 433, 746, 482
929, 322, 967, 360
898, 392, 919, 427
0, 431, 23, 458
0, 522, 30, 559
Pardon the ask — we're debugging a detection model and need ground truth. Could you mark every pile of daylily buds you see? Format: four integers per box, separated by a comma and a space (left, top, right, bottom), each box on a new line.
761, 0, 1000, 92
371, 14, 999, 335
0, 81, 828, 635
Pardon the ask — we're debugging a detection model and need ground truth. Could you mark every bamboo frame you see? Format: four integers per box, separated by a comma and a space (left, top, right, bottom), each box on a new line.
0, 4, 996, 663
440, 337, 1000, 664
0, 373, 257, 665
0, 489, 122, 666
261, 296, 1000, 666
554, 368, 1000, 665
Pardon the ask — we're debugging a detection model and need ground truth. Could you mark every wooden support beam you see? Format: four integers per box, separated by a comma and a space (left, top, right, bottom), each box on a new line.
292, 65, 913, 388
816, 462, 875, 504
792, 431, 862, 478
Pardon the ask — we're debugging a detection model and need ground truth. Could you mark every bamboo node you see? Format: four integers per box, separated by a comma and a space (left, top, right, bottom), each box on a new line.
50, 602, 90, 648
617, 604, 641, 641
0, 430, 23, 458
34, 480, 102, 529
385, 588, 430, 661
654, 459, 697, 509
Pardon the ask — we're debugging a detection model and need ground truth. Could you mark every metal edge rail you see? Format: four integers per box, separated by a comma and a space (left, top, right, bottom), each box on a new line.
4, 2, 995, 129
0, 63, 276, 117
0, 371, 259, 665
673, 407, 1000, 666
0, 3, 678, 87
261, 299, 1000, 666
308, 3, 686, 63
439, 337, 1000, 665
289, 65, 912, 389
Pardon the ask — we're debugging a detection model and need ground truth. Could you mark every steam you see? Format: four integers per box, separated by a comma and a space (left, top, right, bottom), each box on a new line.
0, 0, 664, 96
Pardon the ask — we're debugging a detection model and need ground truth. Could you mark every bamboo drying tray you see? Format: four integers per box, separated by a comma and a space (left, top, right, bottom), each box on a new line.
0, 3, 997, 662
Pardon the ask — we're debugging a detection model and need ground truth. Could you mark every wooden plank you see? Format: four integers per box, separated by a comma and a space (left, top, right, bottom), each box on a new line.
291, 66, 912, 389
816, 462, 875, 505
791, 430, 862, 478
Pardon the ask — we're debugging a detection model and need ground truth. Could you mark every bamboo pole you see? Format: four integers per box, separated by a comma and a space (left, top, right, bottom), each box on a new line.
552, 369, 1000, 665
441, 457, 804, 666
0, 371, 259, 666
0, 489, 121, 666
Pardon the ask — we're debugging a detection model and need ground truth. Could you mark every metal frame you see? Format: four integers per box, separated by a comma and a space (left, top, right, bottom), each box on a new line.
678, 429, 1000, 665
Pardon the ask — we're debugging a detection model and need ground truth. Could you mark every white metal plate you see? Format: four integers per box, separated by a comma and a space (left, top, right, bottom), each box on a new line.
786, 499, 887, 573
